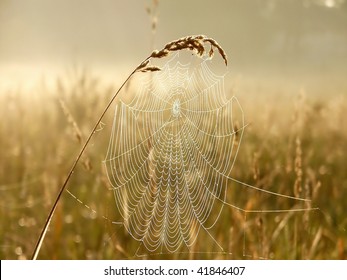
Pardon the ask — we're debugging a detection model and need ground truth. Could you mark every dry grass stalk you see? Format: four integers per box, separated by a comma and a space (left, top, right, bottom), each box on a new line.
59, 98, 83, 145
294, 137, 303, 197
59, 98, 93, 172
146, 0, 160, 49
136, 35, 228, 73
308, 226, 322, 258
31, 35, 228, 260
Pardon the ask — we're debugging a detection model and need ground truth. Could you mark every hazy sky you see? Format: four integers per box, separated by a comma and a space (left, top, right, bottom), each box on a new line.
1, 0, 346, 89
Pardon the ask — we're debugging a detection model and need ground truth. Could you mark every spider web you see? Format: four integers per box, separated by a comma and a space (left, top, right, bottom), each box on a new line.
103, 53, 315, 256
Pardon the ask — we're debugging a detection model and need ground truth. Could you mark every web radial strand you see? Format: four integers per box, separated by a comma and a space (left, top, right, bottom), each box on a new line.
104, 53, 244, 253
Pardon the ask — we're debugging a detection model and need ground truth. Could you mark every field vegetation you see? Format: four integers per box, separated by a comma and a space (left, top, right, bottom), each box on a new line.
1, 67, 346, 259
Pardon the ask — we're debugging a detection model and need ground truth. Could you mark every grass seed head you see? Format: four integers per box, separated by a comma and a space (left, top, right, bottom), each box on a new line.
137, 35, 228, 73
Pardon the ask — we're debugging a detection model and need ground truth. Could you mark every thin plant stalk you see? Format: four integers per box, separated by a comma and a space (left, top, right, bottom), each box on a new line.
31, 62, 145, 260
31, 35, 227, 259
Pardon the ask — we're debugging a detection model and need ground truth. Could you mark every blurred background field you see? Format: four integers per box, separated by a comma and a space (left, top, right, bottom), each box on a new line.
0, 0, 347, 259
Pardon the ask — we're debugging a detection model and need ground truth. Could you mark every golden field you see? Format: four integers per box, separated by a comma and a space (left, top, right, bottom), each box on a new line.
1, 68, 346, 259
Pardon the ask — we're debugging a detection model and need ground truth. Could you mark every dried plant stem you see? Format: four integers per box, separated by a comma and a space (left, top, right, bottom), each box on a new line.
32, 35, 227, 259
31, 62, 145, 260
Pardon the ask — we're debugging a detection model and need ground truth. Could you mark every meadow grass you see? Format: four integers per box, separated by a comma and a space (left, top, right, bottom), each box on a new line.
0, 68, 346, 259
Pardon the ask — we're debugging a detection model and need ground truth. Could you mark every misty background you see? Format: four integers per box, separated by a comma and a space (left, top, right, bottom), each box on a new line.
1, 0, 347, 91
1, 0, 347, 260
